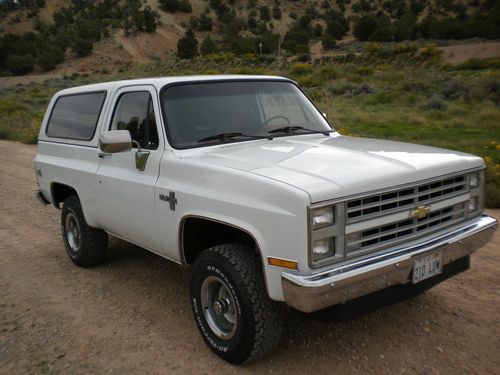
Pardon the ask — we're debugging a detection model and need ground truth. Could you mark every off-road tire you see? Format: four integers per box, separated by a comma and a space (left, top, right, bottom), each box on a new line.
190, 243, 283, 364
61, 195, 108, 267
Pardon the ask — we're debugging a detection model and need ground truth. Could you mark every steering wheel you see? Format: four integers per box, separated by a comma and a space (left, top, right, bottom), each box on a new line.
261, 115, 290, 126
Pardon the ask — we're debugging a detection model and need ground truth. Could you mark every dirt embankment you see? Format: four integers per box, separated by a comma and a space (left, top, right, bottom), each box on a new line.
0, 140, 499, 374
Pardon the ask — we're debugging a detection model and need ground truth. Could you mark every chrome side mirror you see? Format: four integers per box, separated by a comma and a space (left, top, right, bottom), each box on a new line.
99, 130, 132, 153
132, 140, 150, 172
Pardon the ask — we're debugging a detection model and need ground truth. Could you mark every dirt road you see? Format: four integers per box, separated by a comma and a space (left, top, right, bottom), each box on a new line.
1, 140, 499, 374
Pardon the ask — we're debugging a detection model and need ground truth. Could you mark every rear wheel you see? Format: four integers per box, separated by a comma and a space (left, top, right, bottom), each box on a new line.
61, 195, 108, 267
190, 243, 283, 364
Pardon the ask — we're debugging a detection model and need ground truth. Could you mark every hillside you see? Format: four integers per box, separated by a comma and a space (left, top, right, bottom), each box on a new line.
0, 0, 499, 76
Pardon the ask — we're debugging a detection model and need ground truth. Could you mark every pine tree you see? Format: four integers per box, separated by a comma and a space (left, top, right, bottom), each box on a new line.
177, 29, 198, 59
200, 35, 218, 55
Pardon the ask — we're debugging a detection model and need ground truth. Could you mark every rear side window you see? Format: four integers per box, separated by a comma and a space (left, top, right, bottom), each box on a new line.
46, 92, 106, 140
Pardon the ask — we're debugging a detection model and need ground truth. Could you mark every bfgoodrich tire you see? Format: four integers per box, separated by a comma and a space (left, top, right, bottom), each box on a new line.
190, 243, 283, 364
61, 195, 108, 267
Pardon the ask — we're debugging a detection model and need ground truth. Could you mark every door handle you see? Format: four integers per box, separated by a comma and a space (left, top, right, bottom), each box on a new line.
98, 152, 112, 158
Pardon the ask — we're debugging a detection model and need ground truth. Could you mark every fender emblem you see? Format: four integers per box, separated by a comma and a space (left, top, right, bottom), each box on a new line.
410, 205, 431, 219
159, 192, 177, 211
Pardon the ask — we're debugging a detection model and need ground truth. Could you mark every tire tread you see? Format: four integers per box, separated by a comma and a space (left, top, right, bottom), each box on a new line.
203, 243, 283, 363
62, 195, 107, 267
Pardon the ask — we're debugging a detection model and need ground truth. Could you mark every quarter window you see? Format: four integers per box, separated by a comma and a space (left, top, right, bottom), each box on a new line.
46, 92, 106, 140
110, 92, 159, 150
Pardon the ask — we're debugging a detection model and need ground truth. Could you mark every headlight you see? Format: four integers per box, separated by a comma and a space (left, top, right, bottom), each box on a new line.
469, 173, 479, 188
312, 237, 335, 261
468, 196, 478, 212
467, 170, 484, 218
311, 205, 335, 229
308, 203, 343, 267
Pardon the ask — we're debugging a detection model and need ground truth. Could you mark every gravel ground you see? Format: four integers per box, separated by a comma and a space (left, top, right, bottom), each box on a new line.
1, 139, 499, 374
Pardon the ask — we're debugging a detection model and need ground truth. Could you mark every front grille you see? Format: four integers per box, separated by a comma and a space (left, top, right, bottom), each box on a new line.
346, 202, 467, 253
346, 174, 468, 224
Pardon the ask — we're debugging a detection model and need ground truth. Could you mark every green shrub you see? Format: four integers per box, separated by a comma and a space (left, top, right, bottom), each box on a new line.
366, 91, 397, 105
177, 29, 198, 59
482, 142, 500, 207
73, 39, 93, 57
441, 80, 469, 100
369, 27, 392, 42
37, 51, 58, 71
353, 83, 375, 95
272, 0, 281, 20
329, 83, 375, 97
453, 58, 500, 70
0, 100, 28, 114
418, 95, 447, 110
319, 66, 337, 80
364, 42, 382, 54
297, 75, 314, 87
296, 53, 311, 62
290, 63, 313, 75
393, 42, 418, 54
321, 34, 337, 50
229, 67, 268, 75
420, 43, 442, 61
200, 35, 218, 56
178, 0, 192, 13
6, 54, 35, 75
354, 15, 378, 41
329, 83, 357, 96
160, 0, 179, 12
355, 66, 374, 76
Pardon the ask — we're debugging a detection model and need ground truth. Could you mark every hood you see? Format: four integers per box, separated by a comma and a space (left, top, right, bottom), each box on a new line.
179, 134, 484, 202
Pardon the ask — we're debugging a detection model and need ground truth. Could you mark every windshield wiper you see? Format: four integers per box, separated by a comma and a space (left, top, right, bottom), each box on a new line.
198, 132, 273, 143
268, 126, 333, 136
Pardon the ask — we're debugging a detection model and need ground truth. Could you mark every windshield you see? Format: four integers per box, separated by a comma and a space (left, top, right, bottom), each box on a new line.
160, 80, 333, 149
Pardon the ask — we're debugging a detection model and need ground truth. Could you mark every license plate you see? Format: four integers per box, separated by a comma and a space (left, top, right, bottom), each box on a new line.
412, 252, 443, 284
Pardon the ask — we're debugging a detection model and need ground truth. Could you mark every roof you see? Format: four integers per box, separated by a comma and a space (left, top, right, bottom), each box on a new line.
55, 75, 293, 96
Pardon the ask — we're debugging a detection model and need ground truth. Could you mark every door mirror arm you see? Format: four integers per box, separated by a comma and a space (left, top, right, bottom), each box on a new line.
132, 140, 150, 171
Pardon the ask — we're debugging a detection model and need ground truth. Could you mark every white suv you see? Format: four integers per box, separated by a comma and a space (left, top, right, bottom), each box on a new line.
34, 75, 497, 363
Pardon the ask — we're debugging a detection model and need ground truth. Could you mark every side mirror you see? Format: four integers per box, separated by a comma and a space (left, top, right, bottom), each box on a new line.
322, 112, 327, 118
99, 130, 132, 153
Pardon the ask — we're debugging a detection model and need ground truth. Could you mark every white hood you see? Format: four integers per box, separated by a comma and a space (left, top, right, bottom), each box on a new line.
179, 134, 484, 202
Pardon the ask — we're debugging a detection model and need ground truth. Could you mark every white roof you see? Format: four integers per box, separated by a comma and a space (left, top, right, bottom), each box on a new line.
56, 75, 293, 96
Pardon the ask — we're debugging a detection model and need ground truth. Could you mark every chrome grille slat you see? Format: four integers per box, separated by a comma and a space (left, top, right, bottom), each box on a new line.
347, 174, 468, 223
348, 208, 466, 246
346, 202, 467, 254
416, 181, 466, 199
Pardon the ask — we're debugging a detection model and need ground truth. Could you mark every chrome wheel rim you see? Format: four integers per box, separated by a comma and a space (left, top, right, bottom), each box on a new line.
65, 212, 81, 254
200, 275, 238, 340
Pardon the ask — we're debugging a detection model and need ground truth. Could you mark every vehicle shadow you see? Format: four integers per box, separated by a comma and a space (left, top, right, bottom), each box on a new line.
103, 235, 449, 325
294, 254, 468, 323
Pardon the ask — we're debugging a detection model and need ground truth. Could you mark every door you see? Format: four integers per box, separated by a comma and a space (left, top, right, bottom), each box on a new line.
96, 85, 164, 252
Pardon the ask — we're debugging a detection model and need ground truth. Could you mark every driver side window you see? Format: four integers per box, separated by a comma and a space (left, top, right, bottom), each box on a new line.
110, 91, 159, 150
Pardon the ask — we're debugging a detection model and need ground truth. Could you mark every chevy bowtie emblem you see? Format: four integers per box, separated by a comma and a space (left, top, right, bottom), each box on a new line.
410, 205, 431, 219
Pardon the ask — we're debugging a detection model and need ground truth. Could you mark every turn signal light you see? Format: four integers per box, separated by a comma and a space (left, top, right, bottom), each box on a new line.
267, 257, 298, 270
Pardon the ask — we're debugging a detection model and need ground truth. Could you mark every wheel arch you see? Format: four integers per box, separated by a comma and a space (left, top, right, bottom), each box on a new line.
179, 215, 265, 266
50, 182, 79, 208
179, 215, 271, 297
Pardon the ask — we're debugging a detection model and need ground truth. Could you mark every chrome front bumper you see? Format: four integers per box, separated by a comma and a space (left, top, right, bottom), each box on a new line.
282, 215, 497, 313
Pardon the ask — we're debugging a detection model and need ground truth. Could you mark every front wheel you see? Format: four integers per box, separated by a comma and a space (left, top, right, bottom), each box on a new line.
190, 244, 283, 364
61, 195, 108, 267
